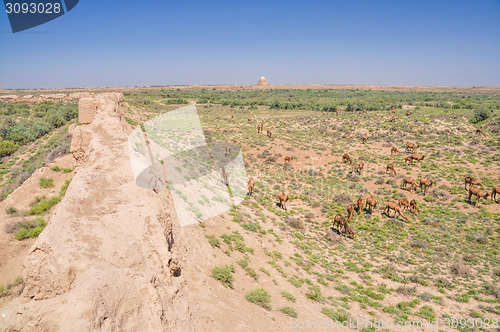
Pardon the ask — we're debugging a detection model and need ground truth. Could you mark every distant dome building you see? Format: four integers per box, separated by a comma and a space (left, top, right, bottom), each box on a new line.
257, 76, 268, 86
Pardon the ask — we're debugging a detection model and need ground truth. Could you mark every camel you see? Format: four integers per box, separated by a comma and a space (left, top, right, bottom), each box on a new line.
402, 177, 417, 192
365, 196, 377, 213
257, 124, 262, 133
248, 117, 253, 123
333, 214, 355, 238
384, 201, 408, 220
392, 109, 396, 114
419, 177, 434, 195
352, 162, 363, 175
476, 128, 486, 137
386, 164, 396, 176
225, 145, 231, 157
278, 191, 289, 210
405, 156, 413, 166
284, 156, 294, 163
362, 135, 370, 144
221, 168, 229, 186
406, 143, 420, 152
492, 185, 500, 202
355, 197, 363, 214
468, 187, 489, 206
391, 147, 400, 156
406, 112, 411, 116
410, 199, 420, 214
410, 153, 425, 162
247, 178, 256, 195
230, 114, 234, 119
267, 130, 274, 138
347, 133, 354, 140
399, 198, 411, 212
342, 153, 352, 164
347, 204, 354, 221
390, 116, 396, 122
464, 176, 483, 190
261, 119, 264, 128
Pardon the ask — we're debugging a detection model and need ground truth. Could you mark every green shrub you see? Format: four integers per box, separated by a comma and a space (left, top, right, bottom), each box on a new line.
236, 258, 249, 268
470, 107, 492, 124
5, 206, 17, 215
0, 140, 18, 157
39, 177, 54, 188
29, 196, 61, 215
50, 166, 61, 171
59, 179, 72, 196
62, 168, 73, 173
14, 217, 46, 240
279, 306, 298, 318
245, 288, 272, 310
281, 291, 296, 302
211, 264, 235, 288
245, 267, 259, 282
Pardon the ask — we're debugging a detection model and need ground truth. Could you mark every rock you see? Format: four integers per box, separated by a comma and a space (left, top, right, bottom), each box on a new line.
78, 98, 100, 124
0, 95, 19, 101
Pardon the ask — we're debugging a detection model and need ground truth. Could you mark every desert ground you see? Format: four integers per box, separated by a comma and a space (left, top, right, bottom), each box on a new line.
0, 86, 499, 331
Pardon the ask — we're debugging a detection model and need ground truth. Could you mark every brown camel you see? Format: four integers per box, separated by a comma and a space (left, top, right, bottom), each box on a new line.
231, 114, 234, 119
257, 124, 262, 133
392, 109, 396, 114
410, 199, 420, 214
365, 196, 377, 213
476, 128, 486, 137
492, 185, 500, 202
406, 112, 411, 116
261, 119, 264, 128
468, 187, 489, 206
347, 204, 354, 221
248, 117, 253, 123
355, 197, 363, 214
267, 130, 274, 138
406, 143, 420, 152
342, 153, 352, 164
410, 153, 425, 162
225, 144, 231, 157
352, 162, 363, 175
247, 178, 256, 195
333, 214, 355, 238
402, 177, 417, 192
284, 156, 294, 163
278, 191, 290, 210
386, 164, 396, 176
362, 135, 370, 143
390, 116, 396, 122
347, 132, 354, 140
405, 156, 413, 165
384, 201, 408, 220
221, 168, 229, 186
391, 147, 400, 156
399, 198, 411, 212
419, 177, 434, 195
464, 176, 483, 190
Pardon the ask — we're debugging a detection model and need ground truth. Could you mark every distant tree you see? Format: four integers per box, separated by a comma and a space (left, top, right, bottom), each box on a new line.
346, 102, 354, 112
470, 107, 492, 124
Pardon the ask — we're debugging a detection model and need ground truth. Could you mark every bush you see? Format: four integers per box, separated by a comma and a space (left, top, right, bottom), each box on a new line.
470, 107, 492, 124
14, 217, 46, 240
281, 291, 296, 302
0, 140, 18, 157
451, 263, 474, 277
39, 177, 54, 188
5, 206, 17, 215
279, 306, 298, 318
62, 168, 73, 173
59, 179, 72, 196
50, 166, 61, 171
211, 264, 235, 288
245, 288, 272, 310
29, 196, 61, 215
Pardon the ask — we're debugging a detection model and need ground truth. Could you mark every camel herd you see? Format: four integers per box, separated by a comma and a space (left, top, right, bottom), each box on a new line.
222, 113, 498, 242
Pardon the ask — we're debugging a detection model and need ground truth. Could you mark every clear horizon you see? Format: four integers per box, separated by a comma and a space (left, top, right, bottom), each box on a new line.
1, 0, 500, 89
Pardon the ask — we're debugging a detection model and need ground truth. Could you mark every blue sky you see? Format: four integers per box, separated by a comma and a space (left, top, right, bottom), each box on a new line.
1, 0, 500, 88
